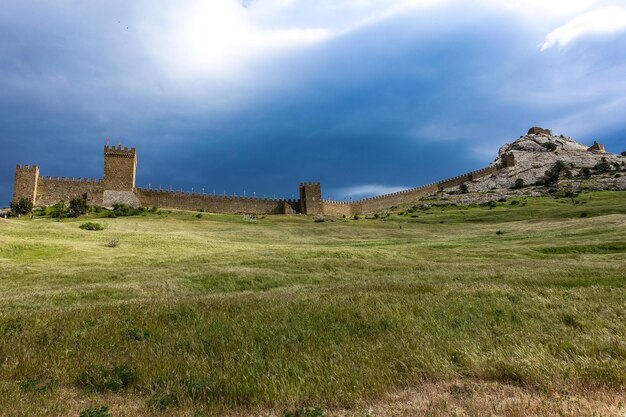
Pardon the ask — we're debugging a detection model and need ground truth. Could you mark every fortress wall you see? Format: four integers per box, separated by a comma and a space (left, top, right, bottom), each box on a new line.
134, 189, 298, 214
36, 177, 103, 206
321, 200, 354, 217
328, 162, 510, 215
350, 184, 440, 214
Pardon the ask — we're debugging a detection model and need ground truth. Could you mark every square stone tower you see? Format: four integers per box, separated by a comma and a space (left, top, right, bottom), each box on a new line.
103, 145, 137, 191
12, 164, 39, 204
299, 182, 323, 215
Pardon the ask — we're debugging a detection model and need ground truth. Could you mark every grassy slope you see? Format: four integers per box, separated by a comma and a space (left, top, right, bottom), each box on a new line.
0, 191, 625, 416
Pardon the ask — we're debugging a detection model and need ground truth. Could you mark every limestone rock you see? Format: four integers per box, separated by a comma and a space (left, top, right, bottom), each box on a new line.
443, 129, 626, 198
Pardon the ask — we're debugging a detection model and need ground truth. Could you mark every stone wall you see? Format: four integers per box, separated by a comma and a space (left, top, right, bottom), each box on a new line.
36, 177, 103, 206
321, 200, 354, 217
336, 157, 514, 215
12, 142, 515, 216
135, 188, 299, 214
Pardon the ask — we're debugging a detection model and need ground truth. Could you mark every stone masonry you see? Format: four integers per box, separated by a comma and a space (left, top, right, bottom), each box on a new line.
12, 138, 531, 215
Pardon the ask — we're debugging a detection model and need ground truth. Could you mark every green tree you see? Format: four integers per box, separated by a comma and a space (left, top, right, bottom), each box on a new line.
9, 198, 33, 216
49, 201, 69, 219
69, 197, 89, 218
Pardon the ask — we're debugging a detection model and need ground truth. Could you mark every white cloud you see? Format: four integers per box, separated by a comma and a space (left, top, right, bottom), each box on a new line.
335, 184, 408, 199
139, 0, 446, 81
540, 6, 626, 50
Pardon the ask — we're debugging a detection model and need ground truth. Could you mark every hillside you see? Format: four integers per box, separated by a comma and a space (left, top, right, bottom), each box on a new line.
0, 191, 625, 416
453, 128, 625, 198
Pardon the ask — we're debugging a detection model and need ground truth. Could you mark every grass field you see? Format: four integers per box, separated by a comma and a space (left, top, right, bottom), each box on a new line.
0, 191, 625, 416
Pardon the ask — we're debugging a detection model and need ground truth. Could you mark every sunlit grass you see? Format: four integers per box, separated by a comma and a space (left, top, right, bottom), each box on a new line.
0, 191, 624, 416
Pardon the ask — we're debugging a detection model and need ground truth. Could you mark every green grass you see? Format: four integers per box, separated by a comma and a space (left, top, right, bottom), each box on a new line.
0, 191, 625, 416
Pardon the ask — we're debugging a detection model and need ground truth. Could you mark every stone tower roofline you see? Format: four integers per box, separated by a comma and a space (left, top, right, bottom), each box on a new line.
104, 144, 136, 158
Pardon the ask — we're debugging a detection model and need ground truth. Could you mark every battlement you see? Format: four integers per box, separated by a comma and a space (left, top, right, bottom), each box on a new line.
40, 176, 100, 184
104, 145, 136, 158
299, 182, 320, 186
16, 164, 39, 171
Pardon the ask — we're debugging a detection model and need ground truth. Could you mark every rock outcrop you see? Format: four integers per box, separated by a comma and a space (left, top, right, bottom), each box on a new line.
440, 129, 625, 200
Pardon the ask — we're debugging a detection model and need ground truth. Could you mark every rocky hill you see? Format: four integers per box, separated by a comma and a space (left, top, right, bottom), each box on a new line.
435, 127, 625, 202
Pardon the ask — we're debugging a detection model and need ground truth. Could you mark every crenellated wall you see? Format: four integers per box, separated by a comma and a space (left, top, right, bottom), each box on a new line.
12, 142, 514, 216
36, 176, 103, 206
135, 188, 299, 214
338, 155, 515, 215
321, 200, 354, 217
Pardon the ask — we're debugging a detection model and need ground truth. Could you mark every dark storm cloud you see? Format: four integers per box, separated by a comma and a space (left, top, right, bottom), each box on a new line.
1, 1, 625, 206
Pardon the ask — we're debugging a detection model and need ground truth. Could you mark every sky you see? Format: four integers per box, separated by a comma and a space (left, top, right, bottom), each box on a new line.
1, 0, 626, 206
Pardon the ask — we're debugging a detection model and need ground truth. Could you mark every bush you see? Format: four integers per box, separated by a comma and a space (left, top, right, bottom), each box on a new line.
579, 167, 591, 179
49, 201, 69, 219
353, 214, 360, 220
9, 198, 33, 216
512, 178, 525, 189
195, 213, 203, 219
106, 238, 120, 248
544, 161, 566, 186
459, 183, 468, 193
621, 151, 626, 156
80, 406, 111, 417
80, 222, 104, 231
69, 197, 89, 218
111, 203, 144, 217
594, 157, 612, 174
542, 142, 557, 151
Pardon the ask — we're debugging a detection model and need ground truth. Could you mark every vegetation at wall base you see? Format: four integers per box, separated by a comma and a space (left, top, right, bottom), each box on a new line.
9, 197, 33, 216
0, 191, 625, 416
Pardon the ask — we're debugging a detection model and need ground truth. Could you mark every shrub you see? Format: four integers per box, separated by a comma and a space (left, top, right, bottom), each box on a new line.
579, 167, 591, 179
106, 238, 120, 248
80, 406, 111, 417
542, 142, 557, 151
544, 160, 566, 185
353, 214, 360, 220
594, 157, 611, 174
512, 178, 525, 189
69, 197, 89, 218
9, 198, 33, 216
621, 151, 626, 156
112, 203, 144, 217
564, 170, 573, 179
80, 222, 104, 231
459, 183, 468, 193
496, 230, 504, 235
195, 213, 203, 219
49, 201, 69, 219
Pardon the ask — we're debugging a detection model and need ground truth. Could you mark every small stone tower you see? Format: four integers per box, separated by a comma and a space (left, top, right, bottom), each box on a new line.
501, 152, 515, 167
12, 164, 39, 204
103, 145, 137, 191
587, 141, 606, 153
299, 182, 323, 215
